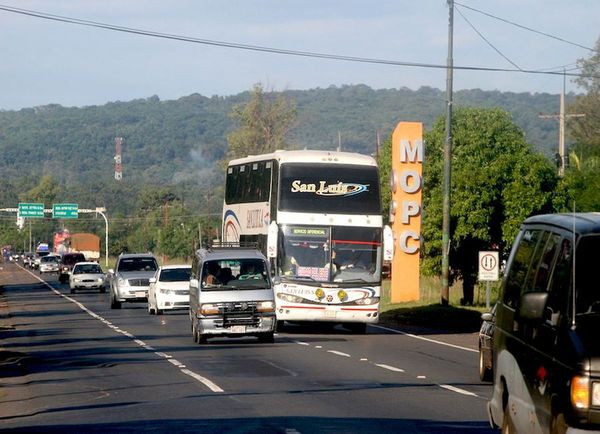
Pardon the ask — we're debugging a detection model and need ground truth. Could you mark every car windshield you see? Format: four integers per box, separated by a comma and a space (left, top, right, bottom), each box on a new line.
118, 257, 158, 272
160, 268, 191, 282
41, 256, 59, 263
277, 225, 382, 284
74, 264, 103, 274
201, 258, 270, 290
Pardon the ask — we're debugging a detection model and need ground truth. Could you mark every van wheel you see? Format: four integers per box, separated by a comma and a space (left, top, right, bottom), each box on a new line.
550, 412, 567, 434
258, 332, 275, 343
501, 404, 515, 434
479, 348, 492, 381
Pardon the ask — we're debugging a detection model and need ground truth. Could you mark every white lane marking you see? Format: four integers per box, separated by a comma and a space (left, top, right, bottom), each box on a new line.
360, 358, 368, 361
292, 340, 310, 346
180, 369, 224, 393
19, 265, 224, 393
327, 350, 351, 358
315, 345, 323, 349
371, 324, 478, 353
439, 384, 478, 397
417, 375, 427, 379
375, 363, 405, 373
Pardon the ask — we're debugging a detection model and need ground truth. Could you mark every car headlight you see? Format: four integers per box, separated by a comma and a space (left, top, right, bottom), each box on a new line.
97, 278, 104, 283
200, 303, 219, 315
355, 297, 380, 305
159, 287, 172, 294
276, 293, 304, 303
257, 301, 275, 312
117, 277, 126, 286
572, 375, 590, 409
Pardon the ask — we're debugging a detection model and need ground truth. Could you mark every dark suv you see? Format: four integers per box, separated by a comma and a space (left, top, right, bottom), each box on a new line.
108, 253, 159, 309
489, 213, 600, 433
59, 252, 86, 283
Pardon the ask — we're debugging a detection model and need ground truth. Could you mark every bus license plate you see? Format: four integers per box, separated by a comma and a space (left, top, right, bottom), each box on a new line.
135, 291, 146, 298
231, 325, 246, 333
325, 310, 336, 318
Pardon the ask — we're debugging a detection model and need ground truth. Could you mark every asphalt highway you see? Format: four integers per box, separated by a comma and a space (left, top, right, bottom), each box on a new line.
0, 262, 495, 433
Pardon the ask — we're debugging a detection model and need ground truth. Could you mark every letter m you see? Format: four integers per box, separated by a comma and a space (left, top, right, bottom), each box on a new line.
400, 139, 423, 163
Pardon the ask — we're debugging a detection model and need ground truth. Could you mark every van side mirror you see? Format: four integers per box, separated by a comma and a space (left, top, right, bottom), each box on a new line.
481, 312, 493, 322
189, 278, 199, 289
518, 291, 548, 321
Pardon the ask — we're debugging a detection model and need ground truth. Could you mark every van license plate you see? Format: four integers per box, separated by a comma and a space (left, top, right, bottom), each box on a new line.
231, 326, 246, 333
325, 310, 336, 318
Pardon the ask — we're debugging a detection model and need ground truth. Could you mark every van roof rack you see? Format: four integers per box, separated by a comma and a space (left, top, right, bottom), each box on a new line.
206, 241, 259, 251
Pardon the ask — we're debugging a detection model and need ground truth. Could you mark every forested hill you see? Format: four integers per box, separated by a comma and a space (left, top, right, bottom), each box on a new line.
0, 84, 564, 213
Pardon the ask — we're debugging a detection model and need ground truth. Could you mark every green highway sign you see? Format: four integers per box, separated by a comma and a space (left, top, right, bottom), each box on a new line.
18, 202, 44, 218
53, 203, 78, 219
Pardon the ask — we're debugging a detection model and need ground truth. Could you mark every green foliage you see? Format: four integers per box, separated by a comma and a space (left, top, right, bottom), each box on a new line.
420, 108, 564, 289
226, 83, 297, 160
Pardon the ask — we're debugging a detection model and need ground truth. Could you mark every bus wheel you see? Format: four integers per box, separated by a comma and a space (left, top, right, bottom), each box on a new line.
345, 323, 367, 334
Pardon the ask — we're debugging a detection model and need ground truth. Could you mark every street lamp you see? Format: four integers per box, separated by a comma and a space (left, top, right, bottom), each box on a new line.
95, 207, 109, 268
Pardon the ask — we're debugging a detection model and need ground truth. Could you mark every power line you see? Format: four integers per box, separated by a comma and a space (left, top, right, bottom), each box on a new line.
455, 6, 522, 70
454, 1, 597, 53
0, 3, 598, 81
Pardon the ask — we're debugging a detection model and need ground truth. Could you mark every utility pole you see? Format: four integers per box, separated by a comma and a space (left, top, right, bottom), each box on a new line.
441, 0, 454, 306
539, 70, 585, 176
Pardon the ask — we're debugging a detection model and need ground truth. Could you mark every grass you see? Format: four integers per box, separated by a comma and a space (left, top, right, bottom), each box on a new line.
378, 275, 499, 333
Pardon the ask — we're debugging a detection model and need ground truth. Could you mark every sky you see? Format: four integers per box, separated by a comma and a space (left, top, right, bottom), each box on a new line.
0, 0, 598, 110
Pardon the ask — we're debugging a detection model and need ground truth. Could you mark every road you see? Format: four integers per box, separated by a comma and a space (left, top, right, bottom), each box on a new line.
0, 262, 495, 433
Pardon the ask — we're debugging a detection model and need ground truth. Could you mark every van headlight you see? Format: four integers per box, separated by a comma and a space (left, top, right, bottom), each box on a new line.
276, 293, 304, 303
572, 375, 590, 409
200, 303, 219, 315
257, 301, 275, 313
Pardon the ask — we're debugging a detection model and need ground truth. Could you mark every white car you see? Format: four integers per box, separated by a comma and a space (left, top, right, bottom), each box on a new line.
148, 265, 191, 315
69, 262, 106, 293
39, 255, 60, 274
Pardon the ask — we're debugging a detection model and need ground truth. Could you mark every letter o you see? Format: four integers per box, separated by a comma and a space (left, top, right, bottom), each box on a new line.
400, 170, 422, 194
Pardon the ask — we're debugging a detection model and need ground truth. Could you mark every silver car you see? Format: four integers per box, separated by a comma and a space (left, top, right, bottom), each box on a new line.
69, 262, 106, 294
108, 253, 158, 309
39, 255, 60, 274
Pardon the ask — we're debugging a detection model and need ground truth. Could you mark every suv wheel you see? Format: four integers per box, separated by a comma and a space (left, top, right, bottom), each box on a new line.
258, 332, 275, 343
110, 295, 122, 309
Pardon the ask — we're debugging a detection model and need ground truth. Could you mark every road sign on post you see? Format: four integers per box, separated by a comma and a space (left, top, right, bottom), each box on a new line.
18, 203, 44, 218
479, 250, 500, 310
53, 203, 78, 219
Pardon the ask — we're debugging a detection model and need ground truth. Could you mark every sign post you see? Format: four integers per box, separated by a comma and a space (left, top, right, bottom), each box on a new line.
18, 203, 44, 218
52, 203, 79, 219
478, 251, 499, 309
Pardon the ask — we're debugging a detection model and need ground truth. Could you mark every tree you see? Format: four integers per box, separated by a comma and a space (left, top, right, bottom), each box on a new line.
420, 107, 564, 305
226, 83, 297, 160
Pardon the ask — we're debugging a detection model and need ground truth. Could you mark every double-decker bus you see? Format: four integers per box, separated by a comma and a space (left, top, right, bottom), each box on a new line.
223, 150, 393, 332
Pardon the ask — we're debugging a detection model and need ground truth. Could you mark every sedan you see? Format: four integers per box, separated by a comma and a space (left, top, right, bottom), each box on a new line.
69, 262, 106, 293
148, 265, 191, 315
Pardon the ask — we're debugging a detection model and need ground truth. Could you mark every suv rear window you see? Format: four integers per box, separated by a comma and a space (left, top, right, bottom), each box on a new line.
118, 257, 158, 272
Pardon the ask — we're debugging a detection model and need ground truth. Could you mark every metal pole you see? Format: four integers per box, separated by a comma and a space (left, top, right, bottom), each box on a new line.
486, 281, 491, 310
559, 70, 565, 177
95, 208, 109, 268
441, 0, 454, 306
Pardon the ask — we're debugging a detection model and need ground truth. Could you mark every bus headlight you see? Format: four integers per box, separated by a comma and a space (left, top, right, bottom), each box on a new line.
355, 297, 380, 305
338, 290, 348, 301
257, 301, 275, 312
315, 288, 325, 299
572, 375, 590, 409
276, 293, 304, 303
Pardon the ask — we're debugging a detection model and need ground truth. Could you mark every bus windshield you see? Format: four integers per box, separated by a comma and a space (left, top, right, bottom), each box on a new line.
278, 225, 381, 284
279, 163, 381, 215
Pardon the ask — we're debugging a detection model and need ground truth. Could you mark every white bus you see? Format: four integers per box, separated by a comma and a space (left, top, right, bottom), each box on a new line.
223, 150, 393, 332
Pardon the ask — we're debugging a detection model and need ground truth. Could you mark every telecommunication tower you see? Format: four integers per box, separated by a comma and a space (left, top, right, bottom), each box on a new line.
114, 137, 123, 181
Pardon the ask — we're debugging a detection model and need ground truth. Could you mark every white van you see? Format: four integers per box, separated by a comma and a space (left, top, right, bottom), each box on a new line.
189, 246, 276, 344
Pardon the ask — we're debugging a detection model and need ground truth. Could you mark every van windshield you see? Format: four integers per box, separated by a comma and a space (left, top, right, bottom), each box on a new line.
575, 234, 600, 316
201, 258, 270, 290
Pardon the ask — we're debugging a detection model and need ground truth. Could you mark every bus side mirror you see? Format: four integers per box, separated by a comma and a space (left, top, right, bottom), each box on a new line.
267, 220, 278, 258
383, 225, 394, 261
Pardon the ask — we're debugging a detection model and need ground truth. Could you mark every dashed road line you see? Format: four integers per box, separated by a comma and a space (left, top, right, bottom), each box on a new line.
439, 384, 478, 397
371, 324, 478, 353
327, 350, 351, 358
19, 265, 224, 393
375, 363, 405, 373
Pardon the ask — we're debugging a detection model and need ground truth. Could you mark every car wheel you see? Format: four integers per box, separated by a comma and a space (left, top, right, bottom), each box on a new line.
258, 332, 275, 343
148, 305, 155, 315
501, 402, 515, 434
110, 295, 122, 309
192, 323, 198, 342
479, 346, 493, 382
